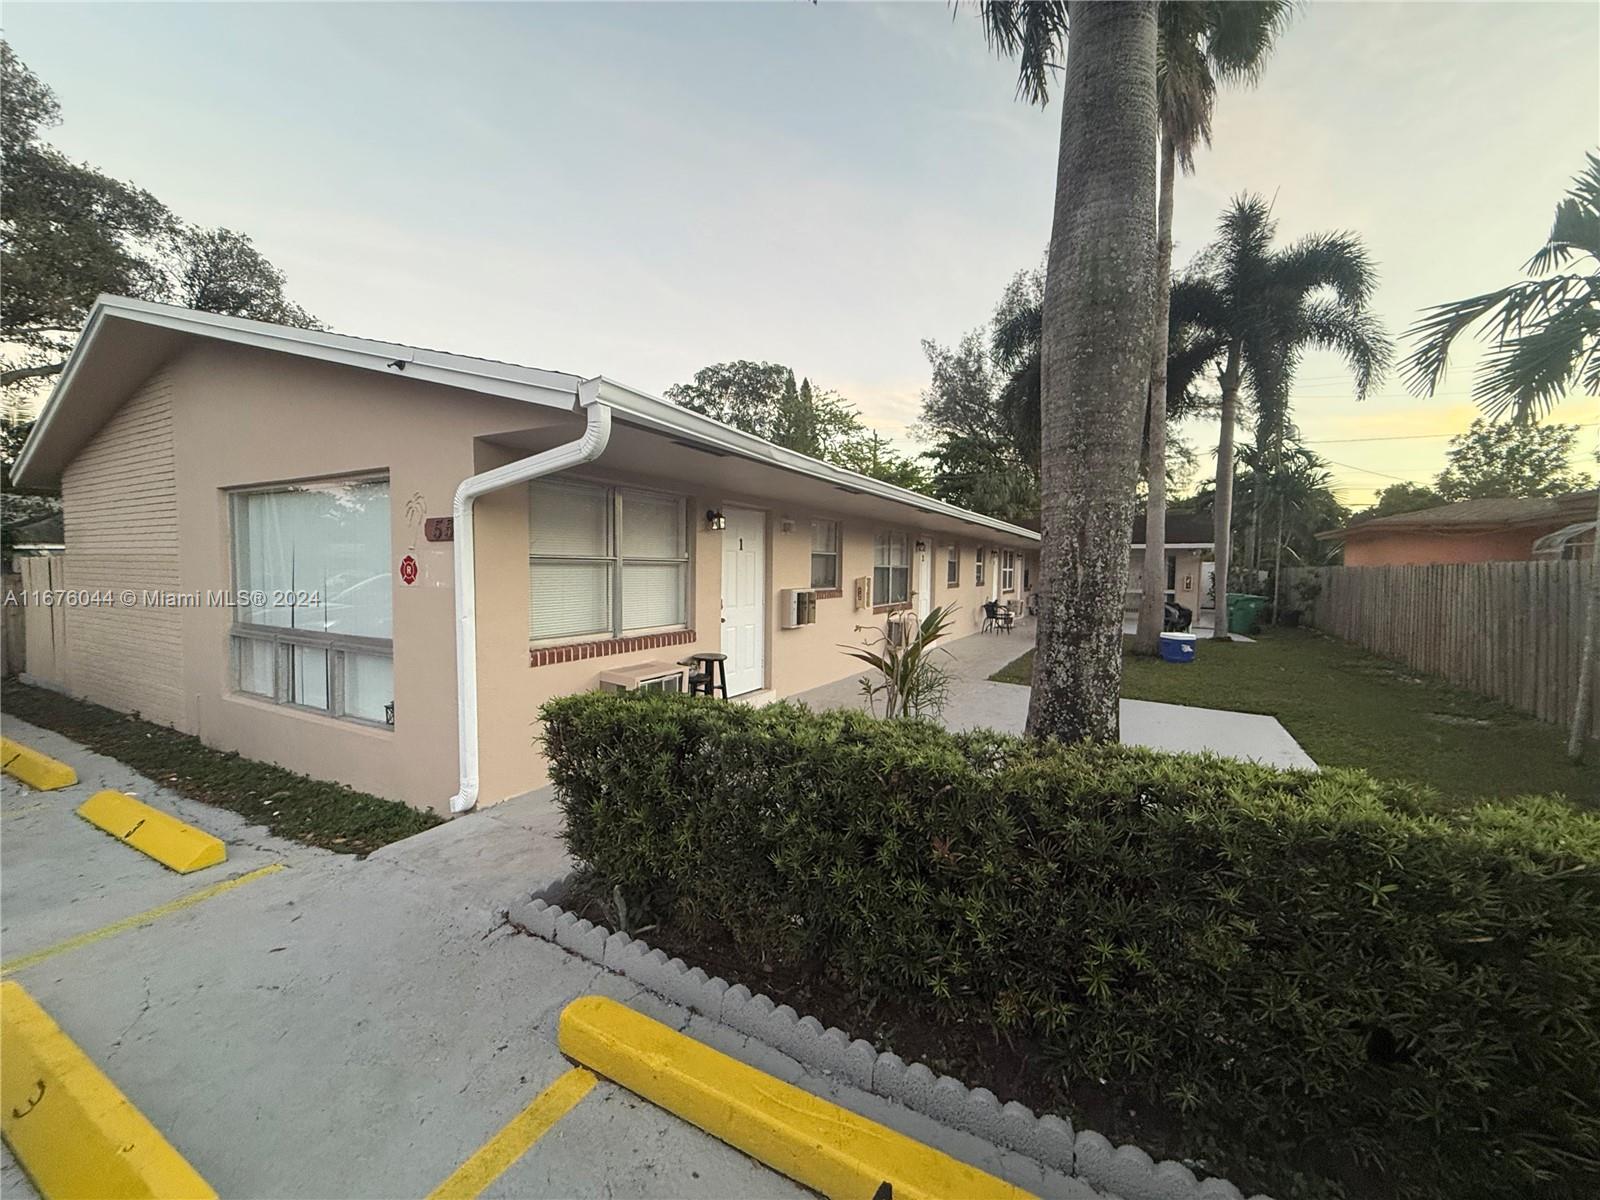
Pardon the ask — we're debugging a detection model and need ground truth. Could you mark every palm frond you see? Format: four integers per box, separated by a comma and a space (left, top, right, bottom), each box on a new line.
1272, 231, 1378, 308
1469, 300, 1600, 423
1526, 152, 1600, 274
975, 1, 1069, 107
1298, 299, 1392, 400
1203, 0, 1295, 85
1402, 275, 1596, 396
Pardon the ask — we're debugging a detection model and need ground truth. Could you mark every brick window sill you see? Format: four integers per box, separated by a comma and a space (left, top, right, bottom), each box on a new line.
872, 602, 912, 615
813, 588, 843, 600
530, 629, 695, 667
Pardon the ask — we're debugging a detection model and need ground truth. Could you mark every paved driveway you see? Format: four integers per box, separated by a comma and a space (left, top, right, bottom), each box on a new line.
0, 716, 809, 1199
1, 716, 1094, 1199
793, 620, 1316, 770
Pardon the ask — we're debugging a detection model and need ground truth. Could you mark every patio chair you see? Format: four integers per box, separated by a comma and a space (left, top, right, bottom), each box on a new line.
996, 603, 1016, 634
981, 600, 1000, 633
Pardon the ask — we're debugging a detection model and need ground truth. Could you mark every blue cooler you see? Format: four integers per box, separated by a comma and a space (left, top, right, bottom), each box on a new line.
1159, 631, 1197, 663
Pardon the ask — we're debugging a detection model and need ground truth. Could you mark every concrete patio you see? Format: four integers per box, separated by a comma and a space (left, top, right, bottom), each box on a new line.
791, 617, 1315, 770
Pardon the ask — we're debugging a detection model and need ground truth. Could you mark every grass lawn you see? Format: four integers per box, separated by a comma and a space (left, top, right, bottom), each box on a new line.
991, 626, 1599, 806
2, 679, 442, 853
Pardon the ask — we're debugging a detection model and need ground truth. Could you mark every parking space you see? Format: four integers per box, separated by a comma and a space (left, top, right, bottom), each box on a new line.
0, 720, 814, 1199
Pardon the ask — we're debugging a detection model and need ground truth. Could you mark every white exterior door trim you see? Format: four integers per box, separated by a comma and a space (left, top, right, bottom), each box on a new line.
719, 506, 766, 696
914, 538, 932, 621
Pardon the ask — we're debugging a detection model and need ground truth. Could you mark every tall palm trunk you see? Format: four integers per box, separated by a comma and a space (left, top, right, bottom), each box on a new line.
1133, 132, 1178, 657
1027, 0, 1160, 743
1212, 344, 1240, 639
1567, 486, 1600, 762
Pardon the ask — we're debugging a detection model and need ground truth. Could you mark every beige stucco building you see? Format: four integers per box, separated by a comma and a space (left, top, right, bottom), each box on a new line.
15, 298, 1040, 813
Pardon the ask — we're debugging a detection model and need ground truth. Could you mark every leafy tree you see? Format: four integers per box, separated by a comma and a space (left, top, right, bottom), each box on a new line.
665, 359, 926, 487
662, 360, 792, 435
1134, 0, 1290, 656
916, 327, 1039, 524
830, 432, 931, 492
1354, 481, 1445, 521
1433, 418, 1593, 501
1170, 196, 1391, 638
979, 1, 1162, 743
1, 41, 320, 395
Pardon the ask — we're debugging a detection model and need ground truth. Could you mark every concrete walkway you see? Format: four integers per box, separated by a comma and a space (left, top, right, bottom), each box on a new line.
793, 619, 1315, 771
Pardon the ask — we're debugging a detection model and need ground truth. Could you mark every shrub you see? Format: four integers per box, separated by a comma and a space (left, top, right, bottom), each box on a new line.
543, 691, 1600, 1198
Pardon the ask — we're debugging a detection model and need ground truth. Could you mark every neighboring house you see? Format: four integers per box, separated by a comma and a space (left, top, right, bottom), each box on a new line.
1322, 492, 1599, 566
1127, 514, 1211, 615
1, 509, 65, 572
13, 297, 1040, 813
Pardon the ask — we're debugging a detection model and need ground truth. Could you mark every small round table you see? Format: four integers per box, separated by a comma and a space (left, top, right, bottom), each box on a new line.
682, 651, 729, 699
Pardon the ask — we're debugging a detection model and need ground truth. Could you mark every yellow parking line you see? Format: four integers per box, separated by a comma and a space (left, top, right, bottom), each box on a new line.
1, 864, 286, 976
426, 1067, 597, 1200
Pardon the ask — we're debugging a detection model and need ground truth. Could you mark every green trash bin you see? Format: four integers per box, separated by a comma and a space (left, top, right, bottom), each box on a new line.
1226, 594, 1268, 635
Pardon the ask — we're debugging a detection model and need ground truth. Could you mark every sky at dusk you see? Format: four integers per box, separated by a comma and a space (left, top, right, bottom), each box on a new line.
7, 1, 1598, 505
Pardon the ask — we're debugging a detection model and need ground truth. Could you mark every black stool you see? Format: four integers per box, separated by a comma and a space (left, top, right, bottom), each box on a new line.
683, 651, 729, 699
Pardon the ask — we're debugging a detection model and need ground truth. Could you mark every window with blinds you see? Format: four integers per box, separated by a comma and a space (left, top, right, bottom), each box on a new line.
810, 520, 839, 589
975, 547, 985, 587
946, 545, 959, 587
529, 479, 688, 643
873, 531, 909, 605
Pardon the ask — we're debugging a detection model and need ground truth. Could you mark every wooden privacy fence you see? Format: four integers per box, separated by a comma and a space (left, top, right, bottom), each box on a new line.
1286, 561, 1598, 739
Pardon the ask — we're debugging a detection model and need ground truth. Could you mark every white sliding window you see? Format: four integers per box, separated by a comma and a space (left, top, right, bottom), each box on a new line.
873, 531, 909, 606
229, 475, 393, 726
810, 521, 839, 590
529, 479, 688, 643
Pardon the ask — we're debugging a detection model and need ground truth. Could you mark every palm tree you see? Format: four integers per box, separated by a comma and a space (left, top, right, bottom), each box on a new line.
1171, 196, 1391, 637
1403, 153, 1600, 761
979, 1, 1161, 743
1133, 1, 1291, 657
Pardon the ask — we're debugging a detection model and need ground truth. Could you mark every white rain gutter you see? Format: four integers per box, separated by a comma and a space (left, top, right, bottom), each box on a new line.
448, 379, 612, 814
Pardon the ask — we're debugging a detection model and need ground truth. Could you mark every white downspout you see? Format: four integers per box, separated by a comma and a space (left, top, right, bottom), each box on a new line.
448, 380, 612, 814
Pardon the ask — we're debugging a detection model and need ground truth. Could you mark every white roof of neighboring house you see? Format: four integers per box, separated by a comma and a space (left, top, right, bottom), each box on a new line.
14, 296, 1040, 545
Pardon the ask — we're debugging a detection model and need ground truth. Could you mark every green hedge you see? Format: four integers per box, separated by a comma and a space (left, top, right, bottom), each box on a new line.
542, 692, 1600, 1198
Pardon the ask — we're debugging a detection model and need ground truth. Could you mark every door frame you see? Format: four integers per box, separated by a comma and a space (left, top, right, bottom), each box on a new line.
718, 505, 767, 695
913, 537, 932, 621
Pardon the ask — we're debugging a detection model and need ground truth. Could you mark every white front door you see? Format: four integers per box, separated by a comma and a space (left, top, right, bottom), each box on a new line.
720, 507, 766, 696
914, 540, 932, 621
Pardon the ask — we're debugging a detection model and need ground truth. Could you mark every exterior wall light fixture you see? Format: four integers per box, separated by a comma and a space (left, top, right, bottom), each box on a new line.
705, 509, 727, 531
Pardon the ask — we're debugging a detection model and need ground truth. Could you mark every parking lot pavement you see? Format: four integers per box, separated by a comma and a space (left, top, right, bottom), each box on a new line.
0, 720, 808, 1199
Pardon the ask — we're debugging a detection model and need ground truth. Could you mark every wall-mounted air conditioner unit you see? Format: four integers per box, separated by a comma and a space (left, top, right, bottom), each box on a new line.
780, 588, 817, 629
853, 575, 872, 611
886, 609, 919, 647
597, 661, 685, 694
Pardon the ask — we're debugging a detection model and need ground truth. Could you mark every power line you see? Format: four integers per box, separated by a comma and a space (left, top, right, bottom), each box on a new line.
1305, 421, 1600, 446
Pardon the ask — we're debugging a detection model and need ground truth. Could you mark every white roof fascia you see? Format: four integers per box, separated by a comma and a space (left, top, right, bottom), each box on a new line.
1132, 542, 1214, 550
589, 376, 1040, 544
13, 297, 584, 483
92, 296, 583, 405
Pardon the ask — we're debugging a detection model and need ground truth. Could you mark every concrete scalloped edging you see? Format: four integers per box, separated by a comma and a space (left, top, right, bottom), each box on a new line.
509, 886, 1272, 1200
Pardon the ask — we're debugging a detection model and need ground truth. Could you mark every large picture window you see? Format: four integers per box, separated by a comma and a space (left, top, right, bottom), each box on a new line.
810, 521, 839, 590
873, 531, 909, 606
529, 479, 688, 643
230, 476, 393, 725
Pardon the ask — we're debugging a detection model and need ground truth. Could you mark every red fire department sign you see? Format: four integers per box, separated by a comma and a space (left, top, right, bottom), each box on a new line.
399, 554, 419, 586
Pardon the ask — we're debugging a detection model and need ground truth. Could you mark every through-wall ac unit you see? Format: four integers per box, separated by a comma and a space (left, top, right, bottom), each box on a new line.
886, 609, 919, 647
597, 661, 685, 694
780, 588, 818, 629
